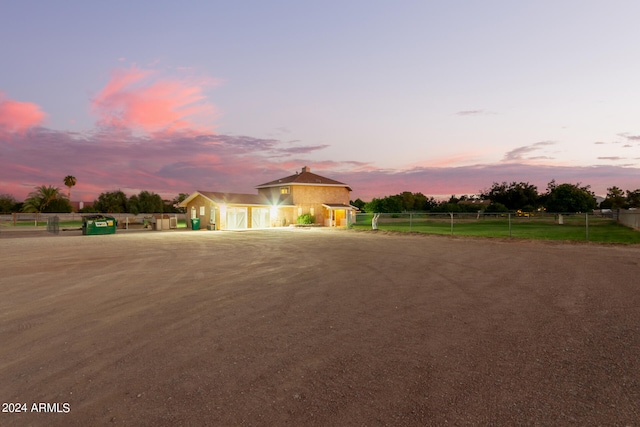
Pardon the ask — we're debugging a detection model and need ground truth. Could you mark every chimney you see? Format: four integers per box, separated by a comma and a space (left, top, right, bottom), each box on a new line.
301, 166, 310, 173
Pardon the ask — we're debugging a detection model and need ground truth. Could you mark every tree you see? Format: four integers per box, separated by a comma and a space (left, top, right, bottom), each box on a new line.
400, 191, 416, 211
626, 189, 640, 208
432, 202, 462, 213
420, 195, 439, 211
127, 195, 140, 215
543, 181, 597, 213
482, 181, 540, 211
170, 193, 190, 213
485, 202, 509, 213
130, 191, 164, 213
22, 185, 71, 213
350, 198, 366, 212
363, 192, 440, 213
600, 186, 626, 209
63, 175, 77, 200
0, 194, 18, 213
412, 192, 429, 211
93, 190, 128, 213
363, 195, 403, 213
364, 198, 384, 213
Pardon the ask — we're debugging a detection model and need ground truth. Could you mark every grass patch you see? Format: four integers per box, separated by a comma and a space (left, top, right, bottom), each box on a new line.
354, 214, 640, 244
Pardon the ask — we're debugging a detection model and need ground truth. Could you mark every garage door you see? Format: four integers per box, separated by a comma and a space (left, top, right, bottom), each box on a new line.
252, 208, 269, 228
226, 207, 247, 229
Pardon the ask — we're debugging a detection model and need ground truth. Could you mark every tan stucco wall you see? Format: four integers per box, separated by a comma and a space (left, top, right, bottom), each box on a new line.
258, 185, 350, 225
184, 194, 297, 229
185, 195, 219, 229
186, 184, 350, 229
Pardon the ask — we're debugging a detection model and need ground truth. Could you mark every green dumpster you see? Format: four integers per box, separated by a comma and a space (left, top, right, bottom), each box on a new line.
191, 218, 201, 230
82, 215, 117, 235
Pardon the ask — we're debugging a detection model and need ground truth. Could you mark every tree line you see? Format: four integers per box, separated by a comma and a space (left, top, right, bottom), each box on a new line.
0, 176, 188, 214
350, 181, 640, 213
3, 178, 639, 215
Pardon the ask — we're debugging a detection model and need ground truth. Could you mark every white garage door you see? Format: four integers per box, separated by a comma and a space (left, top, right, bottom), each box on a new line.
226, 207, 247, 229
252, 208, 269, 228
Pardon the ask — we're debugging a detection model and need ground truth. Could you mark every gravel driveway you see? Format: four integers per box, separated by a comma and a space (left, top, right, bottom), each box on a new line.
1, 228, 639, 426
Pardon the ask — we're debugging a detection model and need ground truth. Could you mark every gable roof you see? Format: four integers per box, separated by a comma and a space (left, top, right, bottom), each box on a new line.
255, 166, 352, 191
180, 191, 293, 207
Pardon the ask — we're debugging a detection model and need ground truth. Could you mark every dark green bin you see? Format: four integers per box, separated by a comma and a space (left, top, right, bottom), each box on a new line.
191, 218, 201, 230
82, 215, 117, 235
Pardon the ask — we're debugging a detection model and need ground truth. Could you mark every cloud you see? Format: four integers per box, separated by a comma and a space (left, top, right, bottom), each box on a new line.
91, 65, 219, 134
277, 144, 330, 154
334, 163, 640, 200
619, 133, 640, 141
456, 110, 490, 116
598, 156, 624, 161
3, 122, 640, 203
0, 124, 338, 201
503, 141, 556, 162
0, 92, 47, 133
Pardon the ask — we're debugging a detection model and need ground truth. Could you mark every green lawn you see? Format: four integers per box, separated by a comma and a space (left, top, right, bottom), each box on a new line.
353, 214, 640, 244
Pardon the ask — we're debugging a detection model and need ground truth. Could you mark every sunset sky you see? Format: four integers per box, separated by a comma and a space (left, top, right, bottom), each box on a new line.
1, 1, 639, 202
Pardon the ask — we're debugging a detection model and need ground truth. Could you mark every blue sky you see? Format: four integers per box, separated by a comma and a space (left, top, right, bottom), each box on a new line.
1, 1, 639, 201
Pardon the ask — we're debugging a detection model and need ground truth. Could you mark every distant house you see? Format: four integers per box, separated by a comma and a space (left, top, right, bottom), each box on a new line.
70, 201, 94, 212
180, 166, 356, 230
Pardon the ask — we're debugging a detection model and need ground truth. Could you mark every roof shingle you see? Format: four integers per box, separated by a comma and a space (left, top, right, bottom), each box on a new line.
255, 166, 351, 191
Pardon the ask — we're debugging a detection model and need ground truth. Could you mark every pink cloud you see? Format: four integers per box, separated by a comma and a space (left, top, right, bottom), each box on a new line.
91, 65, 218, 134
407, 151, 488, 168
0, 92, 47, 133
2, 123, 639, 204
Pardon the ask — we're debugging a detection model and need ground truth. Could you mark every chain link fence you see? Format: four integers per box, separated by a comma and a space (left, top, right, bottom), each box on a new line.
0, 212, 186, 229
355, 211, 640, 243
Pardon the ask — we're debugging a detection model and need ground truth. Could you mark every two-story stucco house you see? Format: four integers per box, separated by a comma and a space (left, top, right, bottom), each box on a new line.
180, 166, 356, 230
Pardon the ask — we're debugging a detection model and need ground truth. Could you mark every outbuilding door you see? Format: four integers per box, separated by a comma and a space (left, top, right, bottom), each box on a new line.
252, 208, 269, 228
226, 207, 248, 229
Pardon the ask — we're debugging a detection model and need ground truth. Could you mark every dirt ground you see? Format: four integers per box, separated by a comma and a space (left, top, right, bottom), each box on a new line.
1, 227, 639, 426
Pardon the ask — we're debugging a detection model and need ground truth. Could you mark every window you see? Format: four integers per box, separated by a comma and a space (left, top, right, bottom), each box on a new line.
280, 186, 290, 194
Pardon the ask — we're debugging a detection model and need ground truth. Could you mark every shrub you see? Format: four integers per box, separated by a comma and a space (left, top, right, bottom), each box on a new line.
297, 213, 316, 224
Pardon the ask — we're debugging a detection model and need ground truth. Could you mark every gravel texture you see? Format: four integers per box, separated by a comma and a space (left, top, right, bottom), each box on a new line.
1, 228, 639, 426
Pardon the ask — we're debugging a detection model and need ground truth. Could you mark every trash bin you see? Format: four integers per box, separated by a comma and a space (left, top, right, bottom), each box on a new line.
191, 218, 201, 230
82, 215, 117, 235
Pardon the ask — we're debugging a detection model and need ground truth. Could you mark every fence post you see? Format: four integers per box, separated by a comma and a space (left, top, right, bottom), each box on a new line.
409, 212, 412, 232
509, 212, 512, 238
450, 212, 454, 235
586, 212, 589, 241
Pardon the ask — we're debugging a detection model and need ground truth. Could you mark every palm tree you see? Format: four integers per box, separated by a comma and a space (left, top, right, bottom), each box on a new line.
22, 185, 66, 213
64, 175, 77, 200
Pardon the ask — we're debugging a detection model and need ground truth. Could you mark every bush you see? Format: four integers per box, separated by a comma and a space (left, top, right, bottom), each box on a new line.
78, 205, 98, 213
485, 202, 509, 213
297, 213, 316, 224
